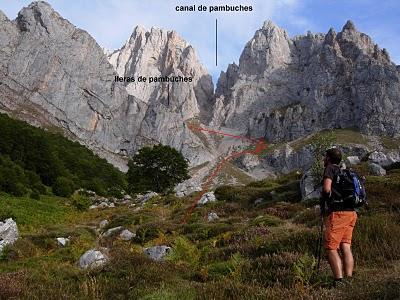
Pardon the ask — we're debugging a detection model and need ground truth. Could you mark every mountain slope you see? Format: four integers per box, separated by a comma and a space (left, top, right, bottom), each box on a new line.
0, 1, 216, 172
212, 20, 400, 143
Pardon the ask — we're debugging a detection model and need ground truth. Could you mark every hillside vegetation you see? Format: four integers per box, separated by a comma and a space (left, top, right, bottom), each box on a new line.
0, 113, 126, 197
0, 163, 399, 299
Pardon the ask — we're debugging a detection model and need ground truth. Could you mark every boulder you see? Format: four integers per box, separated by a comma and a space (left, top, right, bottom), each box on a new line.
102, 226, 124, 237
368, 151, 389, 166
198, 192, 216, 205
368, 162, 386, 176
56, 237, 70, 247
207, 212, 219, 222
120, 229, 135, 241
0, 218, 19, 252
143, 245, 171, 261
123, 194, 132, 201
99, 220, 109, 229
254, 198, 264, 206
300, 171, 321, 201
345, 156, 360, 165
78, 249, 109, 269
136, 192, 159, 204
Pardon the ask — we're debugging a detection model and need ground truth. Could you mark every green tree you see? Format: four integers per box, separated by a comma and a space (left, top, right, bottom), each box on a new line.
310, 130, 336, 185
52, 176, 75, 197
127, 144, 189, 194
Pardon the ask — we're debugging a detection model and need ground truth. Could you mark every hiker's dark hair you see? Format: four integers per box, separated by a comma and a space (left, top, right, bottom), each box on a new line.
326, 148, 342, 164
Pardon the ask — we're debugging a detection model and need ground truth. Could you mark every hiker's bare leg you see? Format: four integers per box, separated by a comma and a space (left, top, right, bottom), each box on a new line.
327, 249, 343, 279
340, 243, 354, 277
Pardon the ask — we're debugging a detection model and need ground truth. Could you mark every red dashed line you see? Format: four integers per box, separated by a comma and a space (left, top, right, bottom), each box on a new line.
181, 124, 268, 223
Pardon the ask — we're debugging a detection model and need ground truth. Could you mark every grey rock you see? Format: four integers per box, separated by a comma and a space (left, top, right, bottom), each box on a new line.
369, 151, 389, 166
143, 245, 171, 261
254, 198, 264, 206
120, 229, 135, 241
207, 212, 219, 222
123, 194, 132, 201
0, 218, 19, 252
212, 20, 400, 144
198, 192, 216, 205
346, 156, 361, 165
300, 171, 321, 201
99, 220, 109, 229
0, 2, 216, 172
102, 226, 124, 237
368, 163, 386, 176
136, 192, 158, 204
56, 237, 70, 247
78, 249, 109, 269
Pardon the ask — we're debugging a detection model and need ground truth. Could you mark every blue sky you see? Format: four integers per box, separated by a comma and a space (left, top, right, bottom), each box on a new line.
2, 0, 400, 84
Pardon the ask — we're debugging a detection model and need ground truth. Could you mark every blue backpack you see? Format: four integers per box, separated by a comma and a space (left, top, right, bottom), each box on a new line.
330, 169, 367, 209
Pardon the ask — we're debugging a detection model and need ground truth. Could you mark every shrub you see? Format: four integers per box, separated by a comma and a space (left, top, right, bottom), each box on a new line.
52, 177, 75, 197
71, 195, 92, 211
250, 215, 283, 227
29, 191, 41, 200
168, 236, 201, 268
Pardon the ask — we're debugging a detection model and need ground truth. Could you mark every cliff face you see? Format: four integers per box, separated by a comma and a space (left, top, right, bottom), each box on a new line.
107, 25, 215, 165
0, 2, 215, 170
1, 1, 400, 176
212, 20, 400, 143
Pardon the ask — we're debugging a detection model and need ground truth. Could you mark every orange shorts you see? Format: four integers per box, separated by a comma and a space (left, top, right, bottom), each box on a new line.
324, 211, 357, 250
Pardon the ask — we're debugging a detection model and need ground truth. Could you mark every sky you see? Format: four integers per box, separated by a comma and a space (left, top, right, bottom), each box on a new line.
2, 0, 400, 84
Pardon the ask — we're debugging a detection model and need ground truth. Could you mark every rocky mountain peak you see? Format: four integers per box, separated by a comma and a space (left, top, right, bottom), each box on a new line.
239, 20, 291, 75
213, 19, 400, 143
342, 20, 356, 32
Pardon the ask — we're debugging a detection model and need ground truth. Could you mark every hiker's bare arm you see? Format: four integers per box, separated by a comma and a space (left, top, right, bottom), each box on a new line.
323, 178, 332, 195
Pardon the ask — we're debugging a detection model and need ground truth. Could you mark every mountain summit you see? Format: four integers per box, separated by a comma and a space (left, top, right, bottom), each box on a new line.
1, 2, 400, 176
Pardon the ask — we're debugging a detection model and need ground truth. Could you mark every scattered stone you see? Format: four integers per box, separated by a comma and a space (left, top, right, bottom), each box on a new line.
368, 151, 389, 166
346, 156, 360, 165
143, 245, 171, 261
300, 171, 321, 201
368, 162, 386, 176
136, 192, 159, 204
99, 220, 109, 229
120, 229, 135, 241
207, 212, 219, 222
123, 194, 132, 201
78, 249, 109, 269
56, 237, 70, 247
198, 192, 216, 205
0, 218, 19, 252
254, 198, 264, 206
102, 226, 124, 237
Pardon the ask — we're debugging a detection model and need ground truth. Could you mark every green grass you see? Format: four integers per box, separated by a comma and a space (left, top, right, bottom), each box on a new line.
0, 168, 399, 299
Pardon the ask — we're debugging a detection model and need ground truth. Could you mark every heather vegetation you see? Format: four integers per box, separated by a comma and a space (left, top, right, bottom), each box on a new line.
0, 162, 399, 299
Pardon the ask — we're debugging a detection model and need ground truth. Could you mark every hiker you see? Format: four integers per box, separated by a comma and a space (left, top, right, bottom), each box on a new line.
320, 148, 358, 287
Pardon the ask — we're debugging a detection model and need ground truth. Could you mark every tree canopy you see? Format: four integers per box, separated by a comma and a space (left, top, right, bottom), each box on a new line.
127, 144, 189, 194
0, 113, 127, 197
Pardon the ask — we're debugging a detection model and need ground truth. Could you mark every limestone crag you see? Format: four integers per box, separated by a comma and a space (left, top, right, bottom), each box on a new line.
0, 1, 215, 171
0, 2, 135, 170
108, 25, 215, 166
1, 2, 400, 181
213, 20, 400, 143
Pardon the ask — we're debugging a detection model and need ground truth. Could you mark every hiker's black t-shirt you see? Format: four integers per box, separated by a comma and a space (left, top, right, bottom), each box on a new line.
322, 164, 354, 212
323, 164, 341, 181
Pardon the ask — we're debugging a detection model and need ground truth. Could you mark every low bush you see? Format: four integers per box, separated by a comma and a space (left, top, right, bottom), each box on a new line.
167, 236, 201, 268
52, 177, 75, 197
71, 195, 91, 211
